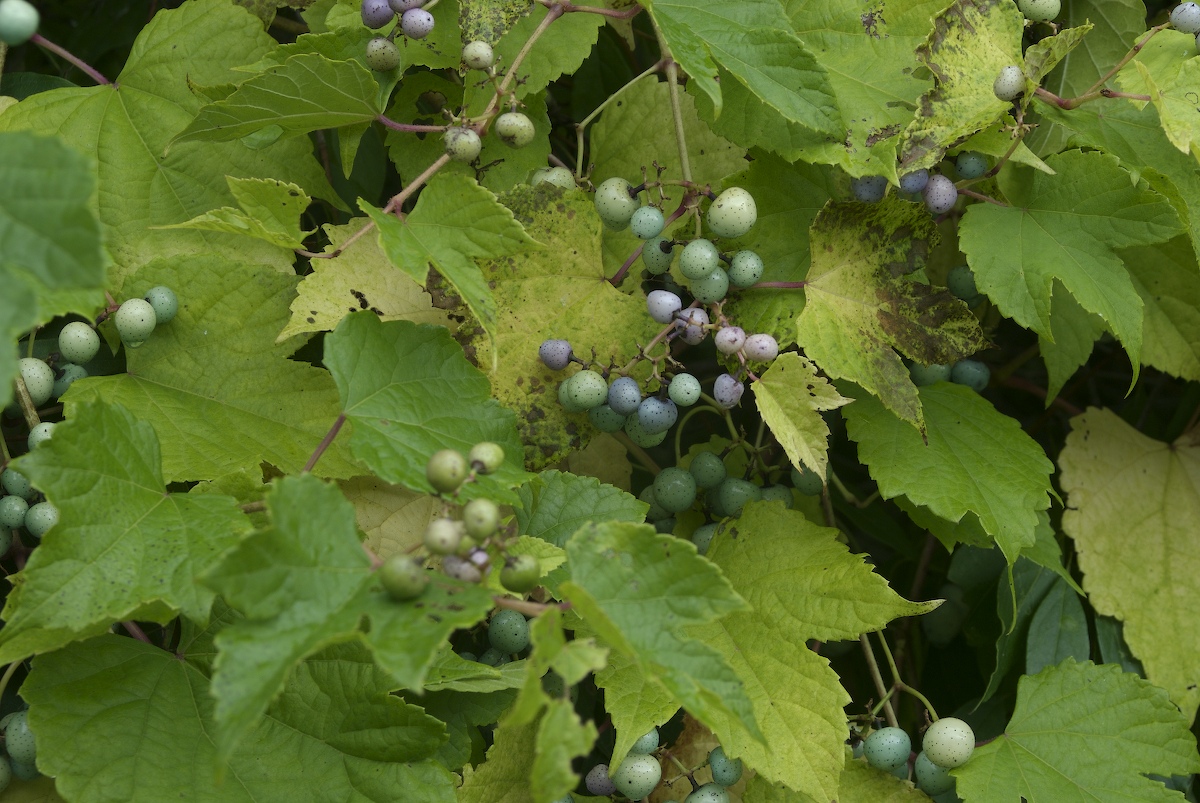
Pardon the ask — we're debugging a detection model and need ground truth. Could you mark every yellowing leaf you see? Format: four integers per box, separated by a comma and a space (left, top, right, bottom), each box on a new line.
1059, 408, 1200, 721
753, 352, 851, 477
160, 176, 314, 249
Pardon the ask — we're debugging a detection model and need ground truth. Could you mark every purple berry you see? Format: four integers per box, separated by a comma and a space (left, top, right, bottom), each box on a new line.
388, 0, 424, 10
401, 7, 434, 38
713, 374, 744, 408
539, 339, 572, 371
647, 290, 683, 324
361, 0, 395, 29
923, 174, 958, 214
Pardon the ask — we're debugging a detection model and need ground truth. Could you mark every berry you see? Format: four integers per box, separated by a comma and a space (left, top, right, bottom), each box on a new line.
851, 175, 887, 203
707, 187, 757, 239
1, 469, 32, 499
910, 362, 952, 386
4, 711, 35, 765
424, 518, 464, 555
691, 522, 718, 555
955, 151, 988, 180
361, 0, 395, 29
668, 373, 701, 406
791, 464, 824, 495
24, 501, 58, 539
637, 397, 678, 435
915, 751, 955, 794
1172, 2, 1200, 32
679, 238, 720, 280
594, 177, 640, 230
388, 0, 425, 10
585, 764, 616, 796
642, 237, 675, 274
478, 647, 508, 666
685, 784, 730, 803
743, 333, 778, 362
694, 267, 732, 304
863, 726, 911, 771
923, 717, 975, 768
678, 308, 710, 345
715, 326, 746, 355
53, 363, 88, 398
539, 339, 573, 370
0, 495, 28, 528
0, 755, 9, 793
646, 290, 683, 325
462, 40, 495, 70
947, 264, 979, 300
442, 554, 482, 583
641, 485, 667, 520
713, 373, 744, 408
115, 298, 157, 347
365, 35, 402, 71
379, 554, 429, 600
468, 441, 505, 474
728, 250, 764, 288
760, 485, 793, 507
401, 7, 435, 38
653, 467, 697, 513
607, 376, 643, 416
58, 321, 100, 364
134, 284, 175, 321
613, 753, 662, 800
426, 449, 468, 493
443, 127, 481, 162
630, 727, 660, 754
588, 404, 627, 433
462, 498, 501, 539
689, 452, 727, 489
27, 421, 55, 450
624, 414, 668, 447
17, 357, 54, 407
899, 169, 930, 194
563, 369, 608, 411
488, 609, 530, 653
951, 359, 990, 392
923, 174, 958, 214
494, 111, 535, 149
0, 0, 38, 45
709, 746, 742, 786
1017, 0, 1060, 21
630, 206, 666, 239
994, 65, 1025, 101
531, 167, 575, 189
500, 554, 540, 593
717, 477, 761, 517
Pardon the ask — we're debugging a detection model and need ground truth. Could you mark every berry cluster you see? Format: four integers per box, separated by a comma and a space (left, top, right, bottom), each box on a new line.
580, 732, 742, 803
855, 717, 975, 795
0, 708, 38, 789
361, 0, 436, 71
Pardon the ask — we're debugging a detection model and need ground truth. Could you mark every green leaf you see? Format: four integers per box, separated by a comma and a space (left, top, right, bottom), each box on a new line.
1023, 24, 1095, 86
0, 0, 337, 289
843, 382, 1054, 562
981, 557, 1059, 703
533, 699, 599, 803
405, 686, 520, 770
363, 172, 538, 364
0, 402, 250, 665
797, 199, 986, 430
589, 74, 746, 187
1040, 282, 1107, 399
957, 659, 1200, 800
159, 176, 314, 249
961, 120, 1054, 174
172, 53, 380, 146
1124, 237, 1200, 381
1026, 576, 1090, 676
694, 502, 933, 799
458, 718, 542, 803
514, 470, 648, 549
25, 636, 457, 803
1059, 408, 1200, 722
592, 648, 680, 769
753, 352, 851, 478
490, 1, 605, 99
64, 257, 360, 481
898, 0, 1025, 172
959, 151, 1182, 366
323, 313, 530, 501
559, 521, 762, 744
1115, 31, 1200, 155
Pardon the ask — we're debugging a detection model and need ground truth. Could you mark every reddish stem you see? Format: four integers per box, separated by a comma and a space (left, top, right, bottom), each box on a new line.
31, 34, 111, 86
122, 621, 153, 644
750, 281, 806, 289
377, 115, 449, 134
304, 413, 346, 473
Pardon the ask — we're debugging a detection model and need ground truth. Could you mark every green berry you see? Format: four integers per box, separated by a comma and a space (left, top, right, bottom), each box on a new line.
624, 413, 668, 447
689, 452, 727, 489
691, 522, 718, 555
24, 501, 58, 539
955, 151, 988, 180
685, 784, 730, 803
1017, 0, 1060, 21
426, 449, 469, 493
728, 250, 764, 288
759, 485, 793, 508
494, 111, 535, 149
950, 359, 990, 392
58, 321, 100, 364
468, 442, 505, 474
915, 751, 955, 794
9, 759, 37, 781
612, 753, 662, 800
690, 267, 729, 304
500, 554, 540, 593
791, 464, 825, 496
462, 497, 501, 539
462, 40, 495, 70
923, 717, 974, 768
716, 477, 761, 517
653, 467, 698, 513
947, 265, 979, 300
588, 403, 627, 433
0, 0, 38, 45
594, 177, 640, 230
0, 754, 9, 793
0, 495, 28, 528
115, 298, 157, 347
909, 362, 952, 386
679, 238, 720, 280
17, 357, 54, 407
379, 554, 429, 600
706, 187, 757, 239
532, 166, 574, 189
53, 363, 88, 398
1, 469, 32, 500
424, 518, 464, 555
863, 726, 911, 771
27, 421, 55, 450
994, 65, 1025, 101
365, 35, 402, 71
488, 609, 530, 653
668, 373, 701, 407
4, 710, 35, 765
642, 236, 675, 275
630, 206, 666, 239
444, 127, 482, 162
142, 284, 178, 324
562, 369, 608, 411
478, 646, 509, 666
630, 727, 660, 754
709, 746, 742, 786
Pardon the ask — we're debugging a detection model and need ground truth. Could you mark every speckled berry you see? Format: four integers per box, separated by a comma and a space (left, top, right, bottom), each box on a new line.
4, 711, 35, 765
680, 238, 720, 280
444, 126, 482, 162
647, 290, 682, 325
706, 187, 757, 239
612, 753, 662, 800
637, 396, 678, 435
728, 250, 764, 288
379, 554, 429, 600
539, 339, 573, 371
365, 36, 402, 71
532, 166, 574, 189
899, 169, 930, 194
668, 373, 701, 407
400, 7, 435, 38
53, 363, 88, 398
588, 404, 627, 432
690, 266, 729, 303
115, 298, 157, 347
955, 151, 988, 180
585, 764, 617, 796
713, 373, 743, 408
709, 746, 743, 786
58, 321, 100, 365
462, 40, 495, 70
24, 500, 58, 539
851, 175, 887, 203
630, 727, 660, 754
488, 609, 530, 653
642, 236, 675, 274
17, 358, 54, 407
923, 717, 975, 769
922, 174, 958, 214
743, 333, 778, 362
994, 65, 1025, 101
1018, 0, 1060, 21
27, 421, 54, 450
594, 177, 640, 230
630, 206, 666, 239
494, 111, 535, 149
909, 362, 952, 386
361, 0, 394, 29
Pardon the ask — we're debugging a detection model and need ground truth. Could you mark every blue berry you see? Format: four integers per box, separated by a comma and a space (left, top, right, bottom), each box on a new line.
863, 726, 911, 771
950, 359, 989, 392
955, 151, 988, 180
637, 396, 678, 434
851, 175, 887, 203
689, 452, 727, 489
607, 376, 643, 416
899, 169, 929, 194
488, 610, 530, 653
923, 174, 957, 214
539, 339, 573, 370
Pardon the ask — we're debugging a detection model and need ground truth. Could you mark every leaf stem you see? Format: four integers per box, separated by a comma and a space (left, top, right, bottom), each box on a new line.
31, 34, 112, 86
1098, 88, 1150, 101
749, 281, 806, 289
536, 0, 642, 17
876, 630, 940, 721
576, 60, 666, 180
304, 413, 346, 473
859, 634, 898, 728
493, 596, 567, 616
376, 115, 449, 133
121, 621, 153, 644
13, 374, 41, 430
613, 431, 662, 475
482, 3, 565, 123
957, 187, 1007, 207
0, 660, 20, 703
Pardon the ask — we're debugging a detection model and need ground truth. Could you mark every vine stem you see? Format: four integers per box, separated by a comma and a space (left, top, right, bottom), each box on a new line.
0, 660, 20, 703
608, 193, 692, 286
376, 116, 449, 133
957, 188, 1007, 207
749, 281, 806, 290
876, 630, 939, 721
31, 34, 112, 86
304, 413, 346, 473
613, 431, 662, 475
122, 621, 153, 644
859, 634, 899, 728
1034, 24, 1168, 110
481, 4, 564, 123
697, 393, 739, 441
0, 42, 7, 80
577, 60, 665, 181
673, 405, 726, 465
536, 0, 642, 17
13, 375, 41, 430
493, 596, 568, 616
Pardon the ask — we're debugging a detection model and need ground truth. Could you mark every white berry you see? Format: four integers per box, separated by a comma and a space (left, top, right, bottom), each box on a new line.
647, 290, 682, 325
743, 333, 778, 362
714, 326, 746, 355
707, 187, 757, 239
58, 321, 100, 364
115, 298, 157, 347
677, 308, 709, 344
922, 174, 958, 214
462, 40, 495, 70
713, 373, 744, 408
994, 65, 1025, 101
923, 717, 975, 769
1017, 0, 1060, 22
400, 8, 435, 39
443, 127, 481, 162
